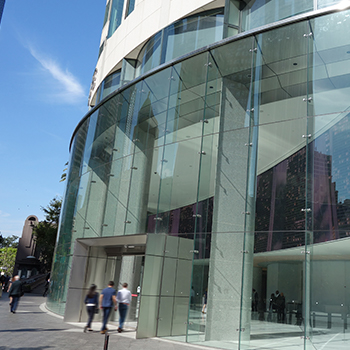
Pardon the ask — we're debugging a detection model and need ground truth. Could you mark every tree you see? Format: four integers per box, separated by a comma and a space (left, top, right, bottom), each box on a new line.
0, 235, 19, 248
32, 197, 62, 272
0, 247, 17, 275
59, 161, 68, 182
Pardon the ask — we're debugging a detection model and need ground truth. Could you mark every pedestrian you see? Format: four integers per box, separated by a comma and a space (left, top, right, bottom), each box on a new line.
43, 272, 50, 297
84, 284, 99, 333
8, 275, 23, 313
3, 275, 10, 291
99, 281, 117, 334
252, 288, 258, 311
202, 289, 208, 314
0, 272, 5, 298
116, 282, 131, 333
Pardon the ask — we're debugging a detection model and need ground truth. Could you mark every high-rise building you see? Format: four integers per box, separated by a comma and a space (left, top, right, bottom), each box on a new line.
48, 1, 350, 349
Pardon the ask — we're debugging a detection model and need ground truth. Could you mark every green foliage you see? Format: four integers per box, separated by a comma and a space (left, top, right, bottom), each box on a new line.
41, 197, 62, 224
33, 197, 62, 271
0, 235, 19, 248
0, 247, 17, 275
59, 161, 68, 182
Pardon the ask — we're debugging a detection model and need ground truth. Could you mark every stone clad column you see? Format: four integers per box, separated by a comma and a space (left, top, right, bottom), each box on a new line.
205, 79, 255, 344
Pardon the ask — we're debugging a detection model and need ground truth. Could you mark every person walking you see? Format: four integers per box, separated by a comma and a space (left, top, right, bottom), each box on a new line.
116, 283, 132, 333
0, 272, 5, 298
99, 281, 117, 334
8, 275, 23, 313
84, 284, 99, 332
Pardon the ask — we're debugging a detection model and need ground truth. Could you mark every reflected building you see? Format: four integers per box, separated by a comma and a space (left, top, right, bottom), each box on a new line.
48, 1, 350, 349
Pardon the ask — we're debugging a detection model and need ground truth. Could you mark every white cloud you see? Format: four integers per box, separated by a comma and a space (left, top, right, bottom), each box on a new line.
27, 45, 86, 104
0, 210, 10, 218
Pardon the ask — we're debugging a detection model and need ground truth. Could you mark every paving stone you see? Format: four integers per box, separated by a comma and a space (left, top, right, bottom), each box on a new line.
0, 288, 214, 350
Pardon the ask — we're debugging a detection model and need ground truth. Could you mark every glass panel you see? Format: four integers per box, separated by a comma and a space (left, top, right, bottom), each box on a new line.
97, 70, 121, 103
83, 168, 108, 237
125, 76, 156, 234
136, 10, 224, 77
125, 0, 135, 17
101, 94, 132, 236
80, 112, 99, 175
172, 297, 190, 336
252, 231, 306, 349
309, 238, 350, 347
166, 53, 210, 144
210, 36, 254, 132
154, 142, 201, 234
161, 9, 224, 64
241, 0, 313, 32
309, 9, 350, 116
108, 0, 125, 38
226, 0, 240, 27
125, 150, 152, 235
242, 115, 308, 346
73, 171, 91, 238
308, 112, 350, 347
136, 31, 162, 76
47, 242, 72, 314
318, 0, 346, 9
103, 0, 111, 27
138, 67, 172, 149
255, 21, 310, 126
227, 26, 239, 37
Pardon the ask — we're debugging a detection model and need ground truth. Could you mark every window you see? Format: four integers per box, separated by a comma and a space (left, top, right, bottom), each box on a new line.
125, 0, 135, 18
108, 0, 125, 38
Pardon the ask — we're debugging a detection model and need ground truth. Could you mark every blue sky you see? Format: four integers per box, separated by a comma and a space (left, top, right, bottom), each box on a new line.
0, 1, 105, 238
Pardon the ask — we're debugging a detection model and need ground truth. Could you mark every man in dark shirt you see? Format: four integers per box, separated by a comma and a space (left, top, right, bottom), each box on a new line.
99, 281, 117, 334
8, 275, 23, 313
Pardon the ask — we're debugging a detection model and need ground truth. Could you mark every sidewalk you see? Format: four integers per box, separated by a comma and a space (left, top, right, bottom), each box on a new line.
0, 286, 216, 350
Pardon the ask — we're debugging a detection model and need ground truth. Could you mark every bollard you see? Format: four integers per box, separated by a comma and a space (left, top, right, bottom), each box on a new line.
103, 333, 110, 350
344, 312, 347, 330
327, 313, 331, 329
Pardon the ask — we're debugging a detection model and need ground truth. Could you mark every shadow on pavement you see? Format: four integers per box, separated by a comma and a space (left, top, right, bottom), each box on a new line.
0, 328, 68, 333
0, 347, 54, 350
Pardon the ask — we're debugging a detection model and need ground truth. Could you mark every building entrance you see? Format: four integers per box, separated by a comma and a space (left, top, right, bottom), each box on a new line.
63, 234, 146, 328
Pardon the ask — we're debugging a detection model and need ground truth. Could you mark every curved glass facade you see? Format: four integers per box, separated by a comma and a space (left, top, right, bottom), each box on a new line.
50, 6, 350, 350
95, 9, 224, 106
95, 69, 121, 105
136, 9, 224, 77
241, 0, 313, 31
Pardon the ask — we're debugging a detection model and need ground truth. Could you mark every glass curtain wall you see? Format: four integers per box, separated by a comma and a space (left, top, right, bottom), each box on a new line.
241, 0, 313, 31
49, 7, 350, 350
136, 10, 224, 77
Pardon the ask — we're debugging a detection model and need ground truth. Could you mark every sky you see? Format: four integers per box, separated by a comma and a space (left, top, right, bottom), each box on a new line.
0, 1, 105, 238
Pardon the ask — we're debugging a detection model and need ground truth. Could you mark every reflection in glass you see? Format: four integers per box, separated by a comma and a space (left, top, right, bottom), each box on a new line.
136, 10, 224, 77
310, 9, 350, 116
241, 0, 313, 31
